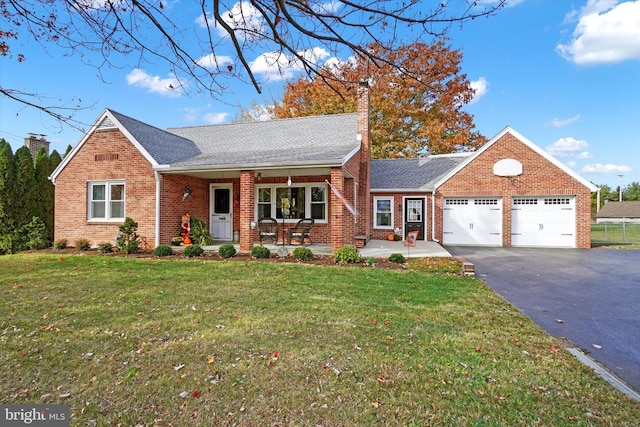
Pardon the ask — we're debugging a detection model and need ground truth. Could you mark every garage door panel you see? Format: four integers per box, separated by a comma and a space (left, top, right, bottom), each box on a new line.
443, 198, 502, 246
511, 197, 575, 247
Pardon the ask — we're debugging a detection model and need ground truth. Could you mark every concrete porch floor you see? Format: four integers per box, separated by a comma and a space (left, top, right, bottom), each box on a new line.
201, 239, 451, 258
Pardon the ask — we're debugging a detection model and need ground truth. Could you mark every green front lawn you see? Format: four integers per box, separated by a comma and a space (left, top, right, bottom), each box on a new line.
1, 254, 638, 426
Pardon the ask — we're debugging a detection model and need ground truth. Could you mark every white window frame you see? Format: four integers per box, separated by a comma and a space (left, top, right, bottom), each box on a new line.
254, 182, 328, 223
374, 196, 394, 229
88, 181, 126, 222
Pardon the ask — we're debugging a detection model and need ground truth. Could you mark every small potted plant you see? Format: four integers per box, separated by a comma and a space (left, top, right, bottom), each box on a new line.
171, 236, 183, 246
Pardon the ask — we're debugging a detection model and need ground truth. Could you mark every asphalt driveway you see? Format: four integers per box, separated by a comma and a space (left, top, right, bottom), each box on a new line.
445, 246, 640, 394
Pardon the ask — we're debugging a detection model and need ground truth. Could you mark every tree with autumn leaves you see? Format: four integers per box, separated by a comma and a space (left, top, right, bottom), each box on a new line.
274, 42, 486, 158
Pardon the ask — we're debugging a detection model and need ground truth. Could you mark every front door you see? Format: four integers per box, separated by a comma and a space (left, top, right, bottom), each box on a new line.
210, 184, 232, 241
404, 198, 425, 240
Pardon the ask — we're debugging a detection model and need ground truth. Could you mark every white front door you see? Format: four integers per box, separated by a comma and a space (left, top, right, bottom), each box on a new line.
210, 184, 233, 241
511, 196, 575, 247
443, 198, 503, 246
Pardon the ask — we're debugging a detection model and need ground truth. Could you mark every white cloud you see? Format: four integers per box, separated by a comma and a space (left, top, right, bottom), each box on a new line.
545, 137, 589, 157
250, 47, 330, 81
577, 151, 595, 159
312, 1, 342, 14
196, 53, 234, 70
550, 114, 581, 128
203, 112, 229, 124
125, 69, 185, 97
196, 2, 265, 39
468, 77, 488, 104
557, 0, 640, 65
582, 163, 632, 173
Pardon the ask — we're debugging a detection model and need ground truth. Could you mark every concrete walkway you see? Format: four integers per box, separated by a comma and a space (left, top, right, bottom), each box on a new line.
202, 239, 451, 258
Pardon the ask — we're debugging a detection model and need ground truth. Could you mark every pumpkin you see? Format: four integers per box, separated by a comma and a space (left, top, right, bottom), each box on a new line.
387, 234, 395, 241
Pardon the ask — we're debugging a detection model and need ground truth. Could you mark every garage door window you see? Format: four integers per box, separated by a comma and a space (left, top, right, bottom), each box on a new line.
545, 198, 570, 205
445, 199, 468, 205
514, 199, 537, 205
475, 199, 498, 205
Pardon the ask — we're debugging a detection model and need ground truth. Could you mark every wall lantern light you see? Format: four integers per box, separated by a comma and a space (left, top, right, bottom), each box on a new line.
182, 184, 192, 201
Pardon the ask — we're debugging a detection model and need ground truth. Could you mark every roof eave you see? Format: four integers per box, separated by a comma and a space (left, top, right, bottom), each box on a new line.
155, 158, 347, 174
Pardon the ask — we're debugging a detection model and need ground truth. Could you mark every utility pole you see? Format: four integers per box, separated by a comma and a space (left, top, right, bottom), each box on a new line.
618, 174, 624, 202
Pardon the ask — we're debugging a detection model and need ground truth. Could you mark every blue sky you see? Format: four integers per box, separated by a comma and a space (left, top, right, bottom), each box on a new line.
1, 0, 638, 190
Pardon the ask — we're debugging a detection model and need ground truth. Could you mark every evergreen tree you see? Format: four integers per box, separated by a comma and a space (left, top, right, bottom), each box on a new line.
0, 141, 16, 252
13, 147, 38, 249
35, 147, 54, 241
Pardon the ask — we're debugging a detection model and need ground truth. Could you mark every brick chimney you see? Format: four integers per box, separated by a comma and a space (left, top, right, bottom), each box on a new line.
24, 134, 50, 157
356, 79, 371, 239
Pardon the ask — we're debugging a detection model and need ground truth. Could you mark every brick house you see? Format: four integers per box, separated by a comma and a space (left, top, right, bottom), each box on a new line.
50, 84, 596, 250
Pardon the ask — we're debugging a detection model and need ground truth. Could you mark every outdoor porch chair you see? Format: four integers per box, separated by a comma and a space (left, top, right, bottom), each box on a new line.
287, 218, 315, 246
258, 217, 278, 244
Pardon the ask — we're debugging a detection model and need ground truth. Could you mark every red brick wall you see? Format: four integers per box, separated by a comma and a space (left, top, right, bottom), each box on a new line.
158, 175, 210, 245
435, 133, 593, 248
54, 129, 157, 249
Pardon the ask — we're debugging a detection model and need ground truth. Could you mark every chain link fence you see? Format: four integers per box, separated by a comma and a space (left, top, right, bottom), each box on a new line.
592, 222, 640, 244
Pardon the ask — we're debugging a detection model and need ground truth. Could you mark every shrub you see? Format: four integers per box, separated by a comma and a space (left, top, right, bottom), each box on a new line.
190, 217, 214, 246
388, 253, 406, 264
364, 256, 377, 265
53, 239, 68, 250
251, 245, 271, 259
333, 245, 361, 265
97, 242, 114, 253
218, 244, 236, 259
23, 216, 50, 250
153, 245, 174, 257
117, 217, 141, 254
292, 246, 313, 261
183, 244, 204, 257
75, 238, 91, 251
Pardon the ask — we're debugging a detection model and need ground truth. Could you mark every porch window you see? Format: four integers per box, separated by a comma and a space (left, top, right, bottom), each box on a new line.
89, 181, 125, 221
374, 196, 394, 228
256, 183, 327, 222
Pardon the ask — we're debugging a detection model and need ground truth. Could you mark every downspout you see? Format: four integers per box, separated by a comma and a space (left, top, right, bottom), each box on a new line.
154, 170, 161, 248
431, 192, 439, 243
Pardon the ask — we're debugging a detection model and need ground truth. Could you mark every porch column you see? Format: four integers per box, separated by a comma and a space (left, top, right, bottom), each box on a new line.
330, 168, 345, 252
239, 170, 255, 251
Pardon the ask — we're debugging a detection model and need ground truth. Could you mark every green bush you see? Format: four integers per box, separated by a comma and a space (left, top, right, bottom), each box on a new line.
117, 217, 141, 254
218, 244, 236, 259
333, 245, 361, 265
183, 244, 204, 257
53, 239, 68, 250
292, 246, 313, 261
97, 242, 114, 253
75, 238, 91, 251
364, 256, 377, 265
190, 217, 214, 246
153, 245, 174, 257
23, 216, 50, 250
251, 245, 271, 259
388, 253, 406, 264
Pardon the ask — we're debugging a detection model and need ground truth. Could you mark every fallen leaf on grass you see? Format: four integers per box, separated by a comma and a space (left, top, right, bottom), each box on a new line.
549, 345, 560, 353
40, 324, 54, 332
377, 375, 392, 383
179, 391, 189, 398
174, 364, 185, 371
191, 390, 201, 398
206, 355, 215, 364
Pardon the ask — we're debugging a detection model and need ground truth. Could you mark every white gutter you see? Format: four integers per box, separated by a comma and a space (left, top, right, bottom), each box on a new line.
154, 170, 161, 248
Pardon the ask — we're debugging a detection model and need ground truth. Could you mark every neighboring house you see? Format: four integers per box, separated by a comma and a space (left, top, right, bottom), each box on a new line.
50, 84, 597, 251
596, 201, 640, 224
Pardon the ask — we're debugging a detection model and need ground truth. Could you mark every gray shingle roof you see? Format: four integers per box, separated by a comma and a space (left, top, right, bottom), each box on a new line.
596, 201, 640, 218
109, 109, 200, 165
371, 154, 472, 191
166, 113, 360, 168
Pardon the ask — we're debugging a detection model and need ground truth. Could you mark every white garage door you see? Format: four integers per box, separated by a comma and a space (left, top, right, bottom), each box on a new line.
511, 196, 575, 247
443, 198, 502, 245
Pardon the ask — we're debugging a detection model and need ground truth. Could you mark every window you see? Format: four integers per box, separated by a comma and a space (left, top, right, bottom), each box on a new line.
256, 183, 327, 222
374, 197, 394, 228
89, 181, 125, 221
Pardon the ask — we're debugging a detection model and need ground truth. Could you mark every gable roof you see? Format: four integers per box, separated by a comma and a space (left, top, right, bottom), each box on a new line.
433, 126, 598, 192
596, 201, 640, 218
50, 109, 200, 183
164, 113, 360, 171
371, 153, 472, 192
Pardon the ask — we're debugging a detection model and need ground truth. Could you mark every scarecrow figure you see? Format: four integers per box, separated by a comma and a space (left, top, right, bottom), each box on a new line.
180, 213, 192, 245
